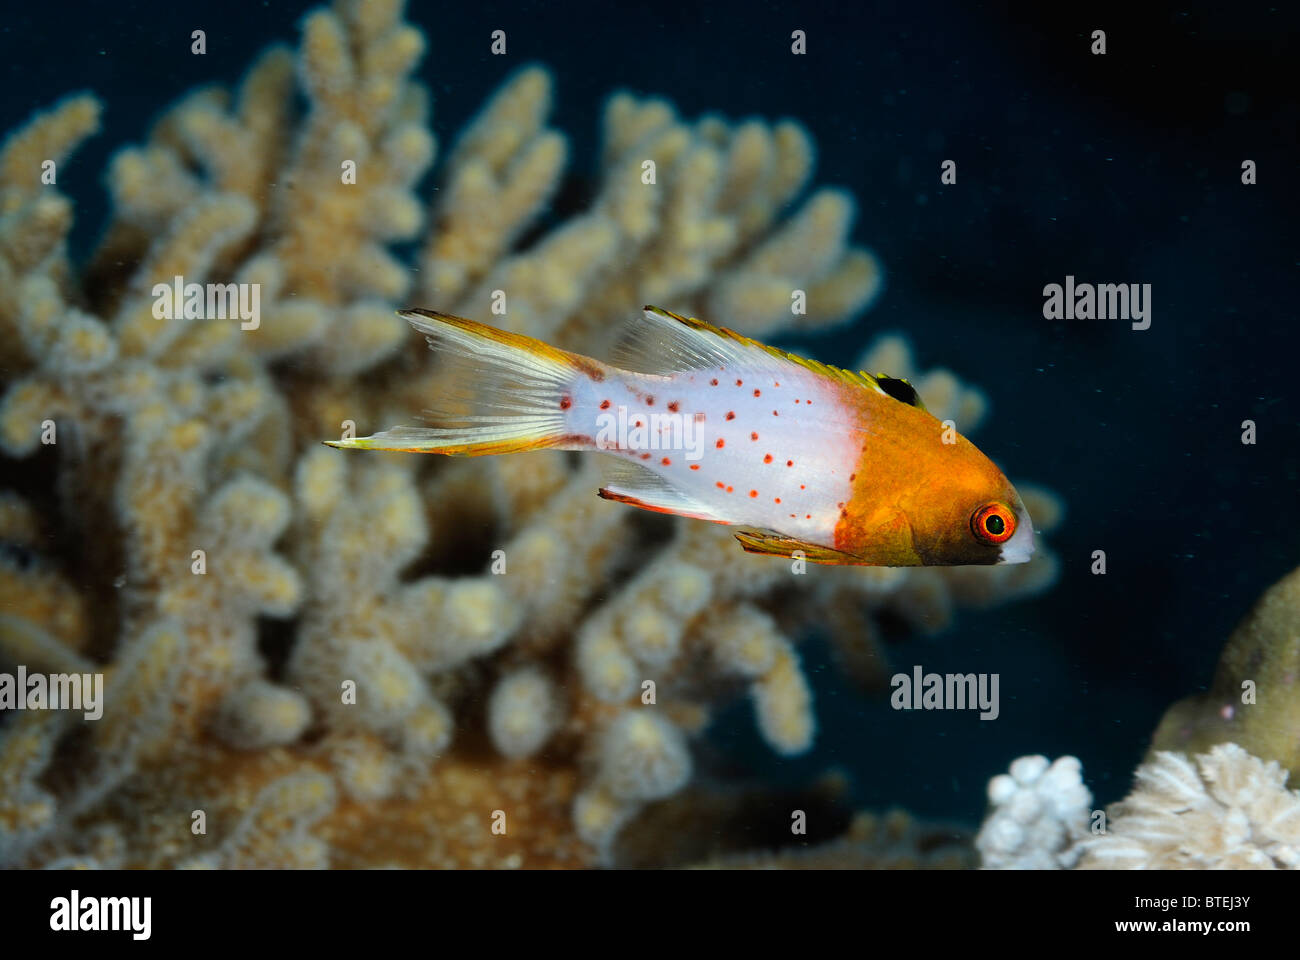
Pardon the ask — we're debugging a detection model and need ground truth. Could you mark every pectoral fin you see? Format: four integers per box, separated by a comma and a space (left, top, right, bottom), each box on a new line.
733, 530, 866, 565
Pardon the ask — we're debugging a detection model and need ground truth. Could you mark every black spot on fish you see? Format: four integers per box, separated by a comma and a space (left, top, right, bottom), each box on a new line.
876, 375, 924, 408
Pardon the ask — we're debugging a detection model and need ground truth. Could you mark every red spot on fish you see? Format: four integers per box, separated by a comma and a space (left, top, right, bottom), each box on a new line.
749, 490, 758, 498
635, 419, 644, 428
840, 508, 848, 519
753, 389, 761, 397
805, 514, 811, 519
661, 457, 671, 466
774, 381, 780, 387
667, 401, 679, 412
763, 454, 772, 464
736, 379, 743, 386
750, 432, 758, 441
559, 396, 572, 410
837, 502, 844, 509
727, 485, 734, 493
775, 497, 782, 504
789, 513, 796, 518
772, 410, 779, 416
849, 473, 856, 481
716, 482, 725, 489
711, 378, 719, 386
716, 438, 725, 448
599, 399, 611, 410
786, 460, 793, 467
794, 398, 801, 404
690, 464, 700, 470
641, 453, 651, 460
646, 396, 655, 405
807, 400, 813, 405
726, 411, 735, 420
800, 484, 805, 490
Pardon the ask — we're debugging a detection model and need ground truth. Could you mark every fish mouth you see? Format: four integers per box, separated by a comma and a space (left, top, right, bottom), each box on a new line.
998, 504, 1036, 564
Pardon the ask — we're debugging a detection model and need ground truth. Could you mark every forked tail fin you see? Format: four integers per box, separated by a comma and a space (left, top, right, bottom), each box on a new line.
325, 309, 595, 456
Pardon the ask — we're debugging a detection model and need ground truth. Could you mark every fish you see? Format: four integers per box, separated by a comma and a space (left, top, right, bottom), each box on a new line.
324, 306, 1035, 566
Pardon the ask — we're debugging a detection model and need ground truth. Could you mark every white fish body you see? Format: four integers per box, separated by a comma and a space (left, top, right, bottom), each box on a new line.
566, 361, 857, 544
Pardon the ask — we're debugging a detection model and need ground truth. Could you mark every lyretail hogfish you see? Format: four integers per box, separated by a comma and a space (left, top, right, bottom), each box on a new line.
325, 307, 1035, 566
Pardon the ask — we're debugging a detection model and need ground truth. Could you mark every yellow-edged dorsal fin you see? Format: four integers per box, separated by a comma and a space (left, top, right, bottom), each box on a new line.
618, 306, 889, 398
611, 306, 894, 395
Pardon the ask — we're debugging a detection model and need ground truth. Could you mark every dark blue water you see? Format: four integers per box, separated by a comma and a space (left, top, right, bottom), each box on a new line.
4, 0, 1296, 824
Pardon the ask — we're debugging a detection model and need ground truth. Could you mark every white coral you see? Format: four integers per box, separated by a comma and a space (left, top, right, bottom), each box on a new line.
977, 755, 1092, 869
1077, 744, 1300, 869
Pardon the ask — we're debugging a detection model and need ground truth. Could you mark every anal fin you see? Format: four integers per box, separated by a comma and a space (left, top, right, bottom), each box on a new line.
596, 457, 730, 524
734, 530, 866, 565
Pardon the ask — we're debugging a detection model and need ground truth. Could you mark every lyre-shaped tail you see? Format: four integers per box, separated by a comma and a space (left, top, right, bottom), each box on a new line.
325, 309, 594, 456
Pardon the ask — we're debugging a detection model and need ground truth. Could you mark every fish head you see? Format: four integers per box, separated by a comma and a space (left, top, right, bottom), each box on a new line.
838, 401, 1036, 565
904, 443, 1036, 565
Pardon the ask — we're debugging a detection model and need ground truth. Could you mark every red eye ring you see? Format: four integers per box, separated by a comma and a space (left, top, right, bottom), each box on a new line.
971, 502, 1016, 545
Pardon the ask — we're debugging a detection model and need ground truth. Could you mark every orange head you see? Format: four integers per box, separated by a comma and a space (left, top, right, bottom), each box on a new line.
834, 393, 1035, 566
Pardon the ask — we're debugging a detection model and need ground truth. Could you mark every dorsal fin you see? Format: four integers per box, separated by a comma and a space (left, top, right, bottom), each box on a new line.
611, 306, 743, 374
614, 306, 889, 398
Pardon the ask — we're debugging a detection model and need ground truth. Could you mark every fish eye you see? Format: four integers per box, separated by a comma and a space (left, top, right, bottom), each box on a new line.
970, 502, 1015, 545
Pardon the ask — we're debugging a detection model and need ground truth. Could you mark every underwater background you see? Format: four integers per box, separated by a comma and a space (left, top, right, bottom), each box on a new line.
1, 0, 1296, 866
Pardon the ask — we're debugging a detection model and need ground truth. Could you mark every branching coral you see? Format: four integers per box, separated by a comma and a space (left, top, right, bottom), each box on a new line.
0, 0, 1061, 868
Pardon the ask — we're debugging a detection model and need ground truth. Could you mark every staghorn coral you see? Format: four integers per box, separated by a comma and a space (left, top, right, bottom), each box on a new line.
0, 712, 62, 862
0, 0, 1061, 868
